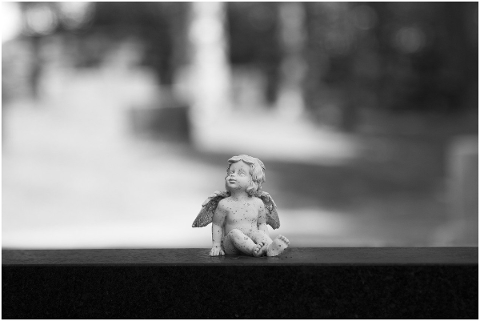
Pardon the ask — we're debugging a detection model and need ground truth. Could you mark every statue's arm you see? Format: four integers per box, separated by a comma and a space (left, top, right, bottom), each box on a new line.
210, 200, 227, 256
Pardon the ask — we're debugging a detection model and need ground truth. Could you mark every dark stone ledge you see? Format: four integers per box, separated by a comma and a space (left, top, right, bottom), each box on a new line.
2, 247, 478, 265
2, 248, 478, 319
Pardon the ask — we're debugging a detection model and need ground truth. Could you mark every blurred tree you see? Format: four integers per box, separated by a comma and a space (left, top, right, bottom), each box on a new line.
17, 2, 61, 100
14, 2, 188, 98
187, 2, 231, 126
87, 2, 192, 140
372, 2, 478, 113
89, 2, 189, 89
303, 2, 478, 131
276, 3, 308, 118
226, 3, 282, 105
303, 3, 358, 130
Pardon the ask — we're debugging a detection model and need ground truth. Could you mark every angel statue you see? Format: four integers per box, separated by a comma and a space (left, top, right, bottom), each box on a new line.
192, 154, 290, 257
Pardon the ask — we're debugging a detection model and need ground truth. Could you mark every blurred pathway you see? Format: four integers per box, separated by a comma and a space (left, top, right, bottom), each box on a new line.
3, 68, 217, 248
192, 108, 363, 166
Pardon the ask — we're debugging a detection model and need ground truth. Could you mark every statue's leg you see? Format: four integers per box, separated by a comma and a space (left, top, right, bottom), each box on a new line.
221, 231, 241, 255
250, 231, 272, 257
222, 229, 262, 256
251, 230, 273, 246
266, 235, 290, 257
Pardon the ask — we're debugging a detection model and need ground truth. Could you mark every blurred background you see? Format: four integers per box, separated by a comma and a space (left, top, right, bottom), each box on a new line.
2, 2, 478, 249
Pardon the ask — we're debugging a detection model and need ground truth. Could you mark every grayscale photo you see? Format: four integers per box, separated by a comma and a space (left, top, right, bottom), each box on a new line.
2, 2, 478, 319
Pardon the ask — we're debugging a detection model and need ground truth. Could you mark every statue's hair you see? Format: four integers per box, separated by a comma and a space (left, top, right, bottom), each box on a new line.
226, 154, 266, 196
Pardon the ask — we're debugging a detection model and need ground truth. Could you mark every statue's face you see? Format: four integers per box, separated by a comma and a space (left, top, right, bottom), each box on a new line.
225, 161, 251, 192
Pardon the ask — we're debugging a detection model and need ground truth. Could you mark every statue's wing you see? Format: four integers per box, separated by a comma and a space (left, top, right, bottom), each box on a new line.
257, 191, 280, 230
192, 191, 229, 227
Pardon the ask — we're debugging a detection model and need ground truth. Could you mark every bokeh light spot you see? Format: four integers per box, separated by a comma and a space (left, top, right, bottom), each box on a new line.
59, 2, 94, 30
352, 4, 377, 30
395, 26, 426, 54
2, 2, 23, 42
24, 5, 57, 36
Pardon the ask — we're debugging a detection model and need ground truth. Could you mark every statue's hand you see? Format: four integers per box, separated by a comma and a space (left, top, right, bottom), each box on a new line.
209, 245, 225, 256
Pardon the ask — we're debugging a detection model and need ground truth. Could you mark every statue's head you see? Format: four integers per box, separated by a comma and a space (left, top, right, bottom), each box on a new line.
226, 154, 266, 196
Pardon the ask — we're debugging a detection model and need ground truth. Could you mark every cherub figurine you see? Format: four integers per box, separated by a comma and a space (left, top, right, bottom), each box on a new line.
192, 155, 290, 257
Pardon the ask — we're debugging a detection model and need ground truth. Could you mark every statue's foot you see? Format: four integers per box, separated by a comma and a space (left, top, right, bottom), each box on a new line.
267, 235, 290, 257
252, 241, 267, 257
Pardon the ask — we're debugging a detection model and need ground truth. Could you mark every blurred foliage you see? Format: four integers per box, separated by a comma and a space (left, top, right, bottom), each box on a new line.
5, 2, 478, 125
90, 2, 189, 85
303, 2, 478, 119
226, 3, 282, 104
17, 2, 188, 85
230, 2, 478, 117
